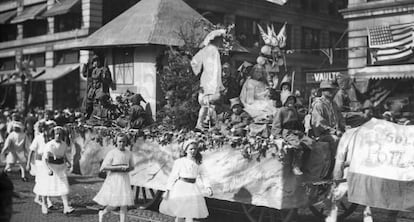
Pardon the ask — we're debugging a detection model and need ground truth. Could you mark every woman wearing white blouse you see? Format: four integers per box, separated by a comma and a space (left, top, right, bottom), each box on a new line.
160, 139, 213, 222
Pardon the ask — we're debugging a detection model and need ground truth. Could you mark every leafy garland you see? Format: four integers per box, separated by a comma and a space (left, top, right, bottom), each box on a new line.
65, 123, 289, 163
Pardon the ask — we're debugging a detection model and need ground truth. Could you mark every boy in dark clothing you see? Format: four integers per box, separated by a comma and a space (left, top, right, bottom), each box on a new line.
272, 92, 313, 175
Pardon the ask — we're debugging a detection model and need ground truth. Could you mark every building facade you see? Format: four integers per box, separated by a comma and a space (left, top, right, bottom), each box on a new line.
341, 0, 414, 110
0, 0, 348, 110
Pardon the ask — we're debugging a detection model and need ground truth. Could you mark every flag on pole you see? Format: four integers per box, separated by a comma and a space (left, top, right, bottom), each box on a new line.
265, 0, 288, 5
277, 22, 287, 48
367, 23, 414, 65
320, 48, 334, 65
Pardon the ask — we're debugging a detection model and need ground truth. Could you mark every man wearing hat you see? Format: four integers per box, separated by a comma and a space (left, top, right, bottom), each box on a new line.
191, 29, 226, 130
83, 55, 113, 119
310, 80, 344, 154
224, 97, 252, 137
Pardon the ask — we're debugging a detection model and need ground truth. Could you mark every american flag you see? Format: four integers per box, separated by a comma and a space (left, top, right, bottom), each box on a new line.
367, 23, 414, 65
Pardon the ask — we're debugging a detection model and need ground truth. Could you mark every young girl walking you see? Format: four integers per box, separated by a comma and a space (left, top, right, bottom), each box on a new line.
1, 121, 28, 181
159, 139, 213, 222
26, 121, 53, 210
39, 126, 74, 214
93, 133, 134, 222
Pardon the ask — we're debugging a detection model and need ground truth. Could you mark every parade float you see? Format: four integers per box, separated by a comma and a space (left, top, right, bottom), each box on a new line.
66, 25, 360, 222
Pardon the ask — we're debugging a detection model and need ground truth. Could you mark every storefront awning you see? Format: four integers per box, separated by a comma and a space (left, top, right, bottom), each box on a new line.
0, 10, 17, 24
33, 64, 79, 81
355, 64, 414, 80
41, 0, 81, 17
0, 69, 45, 85
10, 4, 47, 24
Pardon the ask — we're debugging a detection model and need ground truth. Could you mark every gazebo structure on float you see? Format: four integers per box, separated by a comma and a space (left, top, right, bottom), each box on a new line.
79, 0, 211, 119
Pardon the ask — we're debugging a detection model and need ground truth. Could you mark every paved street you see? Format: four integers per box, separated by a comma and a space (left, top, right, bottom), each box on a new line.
6, 169, 414, 222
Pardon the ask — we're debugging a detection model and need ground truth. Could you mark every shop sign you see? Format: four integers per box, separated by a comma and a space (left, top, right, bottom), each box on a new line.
306, 71, 345, 83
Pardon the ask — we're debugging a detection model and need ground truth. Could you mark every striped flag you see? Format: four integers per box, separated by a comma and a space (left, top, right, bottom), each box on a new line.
367, 23, 414, 65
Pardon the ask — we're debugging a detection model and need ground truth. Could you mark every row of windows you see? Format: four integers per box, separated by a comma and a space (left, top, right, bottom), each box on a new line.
0, 13, 82, 42
0, 50, 80, 71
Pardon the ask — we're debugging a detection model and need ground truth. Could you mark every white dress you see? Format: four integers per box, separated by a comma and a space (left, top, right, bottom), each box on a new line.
1, 131, 27, 164
36, 140, 70, 196
159, 157, 210, 218
93, 149, 134, 207
30, 134, 48, 195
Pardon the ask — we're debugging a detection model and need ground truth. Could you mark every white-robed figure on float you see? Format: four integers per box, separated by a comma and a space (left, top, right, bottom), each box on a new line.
239, 23, 287, 122
191, 29, 226, 130
160, 139, 213, 222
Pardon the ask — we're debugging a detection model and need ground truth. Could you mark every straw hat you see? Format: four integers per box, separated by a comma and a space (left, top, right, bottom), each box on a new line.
202, 29, 226, 47
319, 80, 337, 90
12, 121, 24, 130
182, 139, 198, 152
280, 91, 296, 106
229, 97, 243, 109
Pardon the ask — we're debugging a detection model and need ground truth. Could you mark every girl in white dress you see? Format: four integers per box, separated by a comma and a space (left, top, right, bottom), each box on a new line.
159, 139, 213, 222
93, 133, 134, 222
26, 121, 53, 211
1, 121, 28, 181
40, 126, 74, 214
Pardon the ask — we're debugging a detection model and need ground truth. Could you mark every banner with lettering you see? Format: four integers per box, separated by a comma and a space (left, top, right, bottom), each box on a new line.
344, 118, 414, 211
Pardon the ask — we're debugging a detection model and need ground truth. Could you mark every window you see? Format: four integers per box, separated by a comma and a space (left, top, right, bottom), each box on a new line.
23, 53, 45, 67
23, 19, 48, 37
235, 16, 260, 48
54, 50, 79, 65
302, 27, 320, 54
0, 57, 15, 71
0, 24, 17, 42
329, 32, 347, 59
103, 0, 140, 25
54, 13, 82, 33
113, 48, 134, 85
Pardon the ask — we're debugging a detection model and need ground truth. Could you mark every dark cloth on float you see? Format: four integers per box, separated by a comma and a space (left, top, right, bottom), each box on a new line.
129, 105, 147, 129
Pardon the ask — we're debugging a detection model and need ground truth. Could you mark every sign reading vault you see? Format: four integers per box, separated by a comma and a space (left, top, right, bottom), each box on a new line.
306, 70, 347, 83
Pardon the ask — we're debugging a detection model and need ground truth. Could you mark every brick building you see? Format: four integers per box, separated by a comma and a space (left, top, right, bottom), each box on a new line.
0, 0, 348, 110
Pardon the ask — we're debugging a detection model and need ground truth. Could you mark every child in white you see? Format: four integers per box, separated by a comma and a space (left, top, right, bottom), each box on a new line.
1, 121, 28, 180
40, 126, 74, 214
26, 121, 53, 210
93, 133, 134, 222
160, 139, 213, 222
